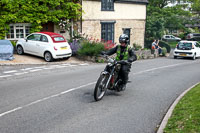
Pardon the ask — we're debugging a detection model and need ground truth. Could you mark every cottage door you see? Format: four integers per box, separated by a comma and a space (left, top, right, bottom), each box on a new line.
41, 22, 54, 32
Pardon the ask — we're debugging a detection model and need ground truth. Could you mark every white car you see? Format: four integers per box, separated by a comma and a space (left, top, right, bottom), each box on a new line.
162, 35, 181, 42
16, 32, 72, 62
173, 40, 200, 60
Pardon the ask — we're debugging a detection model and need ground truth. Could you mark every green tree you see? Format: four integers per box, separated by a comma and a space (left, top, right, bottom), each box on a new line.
189, 0, 200, 16
145, 0, 191, 48
0, 0, 82, 39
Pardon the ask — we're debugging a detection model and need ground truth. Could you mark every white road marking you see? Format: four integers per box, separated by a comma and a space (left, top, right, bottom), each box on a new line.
80, 63, 89, 66
0, 82, 96, 118
61, 63, 71, 66
14, 72, 29, 75
132, 62, 193, 75
22, 68, 34, 71
43, 67, 54, 70
0, 63, 87, 79
3, 70, 18, 74
68, 65, 78, 67
0, 75, 12, 78
29, 69, 42, 72
55, 65, 68, 68
33, 66, 46, 69
0, 107, 22, 117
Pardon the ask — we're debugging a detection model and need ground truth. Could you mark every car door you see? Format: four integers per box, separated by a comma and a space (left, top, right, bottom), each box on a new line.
25, 34, 41, 55
37, 35, 50, 57
195, 42, 200, 57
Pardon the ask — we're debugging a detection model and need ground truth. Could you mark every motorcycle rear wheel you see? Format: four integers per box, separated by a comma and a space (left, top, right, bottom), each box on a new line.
94, 74, 109, 101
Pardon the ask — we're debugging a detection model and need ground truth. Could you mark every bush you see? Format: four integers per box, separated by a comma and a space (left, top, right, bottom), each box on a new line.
133, 43, 142, 51
161, 47, 167, 56
103, 40, 115, 50
77, 40, 105, 57
10, 41, 17, 47
178, 33, 185, 40
69, 39, 81, 55
159, 40, 171, 53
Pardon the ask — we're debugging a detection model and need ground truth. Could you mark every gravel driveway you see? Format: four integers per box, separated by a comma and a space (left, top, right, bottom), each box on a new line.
0, 54, 90, 65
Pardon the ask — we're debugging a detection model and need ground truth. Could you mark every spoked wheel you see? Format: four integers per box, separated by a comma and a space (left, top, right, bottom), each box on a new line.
94, 74, 109, 101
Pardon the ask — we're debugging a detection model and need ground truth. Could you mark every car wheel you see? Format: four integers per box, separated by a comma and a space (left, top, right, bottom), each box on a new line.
192, 54, 196, 60
174, 56, 177, 59
44, 52, 53, 62
17, 45, 24, 55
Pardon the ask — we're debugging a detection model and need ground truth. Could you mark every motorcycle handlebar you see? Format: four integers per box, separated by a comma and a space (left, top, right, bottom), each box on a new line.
98, 54, 131, 65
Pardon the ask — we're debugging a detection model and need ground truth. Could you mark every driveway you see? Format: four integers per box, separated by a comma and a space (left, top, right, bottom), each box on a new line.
0, 54, 90, 65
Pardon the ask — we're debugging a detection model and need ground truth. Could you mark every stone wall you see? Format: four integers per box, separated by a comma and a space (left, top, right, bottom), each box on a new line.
77, 49, 159, 62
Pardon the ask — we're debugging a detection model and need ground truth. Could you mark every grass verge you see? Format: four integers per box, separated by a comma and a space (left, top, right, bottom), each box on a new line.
164, 83, 200, 133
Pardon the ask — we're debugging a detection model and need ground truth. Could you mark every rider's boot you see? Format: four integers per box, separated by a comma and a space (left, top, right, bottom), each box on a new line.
120, 84, 126, 91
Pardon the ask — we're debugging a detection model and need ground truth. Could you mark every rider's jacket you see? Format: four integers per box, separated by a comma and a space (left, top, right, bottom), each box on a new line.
116, 46, 129, 61
105, 45, 137, 63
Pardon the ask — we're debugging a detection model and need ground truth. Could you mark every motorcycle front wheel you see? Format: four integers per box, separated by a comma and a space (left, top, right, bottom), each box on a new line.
94, 74, 109, 101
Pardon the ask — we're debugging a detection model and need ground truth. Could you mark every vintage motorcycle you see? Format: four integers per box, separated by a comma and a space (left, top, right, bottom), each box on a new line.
94, 55, 130, 101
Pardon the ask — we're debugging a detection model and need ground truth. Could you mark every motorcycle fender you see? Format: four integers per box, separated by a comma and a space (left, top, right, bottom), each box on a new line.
101, 71, 109, 75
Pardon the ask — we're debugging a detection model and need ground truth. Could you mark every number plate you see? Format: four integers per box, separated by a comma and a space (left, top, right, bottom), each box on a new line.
180, 53, 186, 56
60, 47, 67, 50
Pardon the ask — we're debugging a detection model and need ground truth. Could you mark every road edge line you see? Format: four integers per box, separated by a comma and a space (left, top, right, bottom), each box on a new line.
157, 82, 200, 133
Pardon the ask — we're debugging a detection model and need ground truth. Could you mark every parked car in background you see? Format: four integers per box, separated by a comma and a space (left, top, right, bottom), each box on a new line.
162, 35, 181, 42
16, 32, 72, 62
186, 33, 200, 41
173, 40, 200, 60
0, 40, 14, 61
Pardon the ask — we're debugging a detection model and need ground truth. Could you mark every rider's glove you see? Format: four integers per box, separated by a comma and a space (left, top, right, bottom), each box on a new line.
119, 60, 128, 65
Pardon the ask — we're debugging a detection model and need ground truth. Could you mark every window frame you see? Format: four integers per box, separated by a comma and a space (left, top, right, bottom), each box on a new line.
101, 21, 115, 43
6, 23, 31, 40
123, 28, 131, 45
101, 0, 114, 11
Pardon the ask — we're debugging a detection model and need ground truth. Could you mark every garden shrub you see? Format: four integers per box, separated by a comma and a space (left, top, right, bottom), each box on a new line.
159, 40, 171, 53
77, 40, 105, 57
161, 47, 167, 56
10, 41, 16, 47
133, 43, 142, 51
103, 40, 115, 50
69, 39, 81, 55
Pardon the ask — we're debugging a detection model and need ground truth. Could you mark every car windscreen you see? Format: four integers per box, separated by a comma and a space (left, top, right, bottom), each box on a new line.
178, 42, 192, 49
0, 40, 14, 60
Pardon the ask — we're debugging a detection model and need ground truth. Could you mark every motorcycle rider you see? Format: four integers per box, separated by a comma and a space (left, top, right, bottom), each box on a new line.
102, 34, 137, 91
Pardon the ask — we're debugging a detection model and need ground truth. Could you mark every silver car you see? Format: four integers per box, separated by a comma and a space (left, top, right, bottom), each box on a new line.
162, 35, 181, 42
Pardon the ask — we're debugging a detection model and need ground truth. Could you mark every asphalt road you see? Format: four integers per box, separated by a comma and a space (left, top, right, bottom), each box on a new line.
0, 57, 200, 133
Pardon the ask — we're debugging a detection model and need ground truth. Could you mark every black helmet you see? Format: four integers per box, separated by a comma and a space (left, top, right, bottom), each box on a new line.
119, 34, 129, 44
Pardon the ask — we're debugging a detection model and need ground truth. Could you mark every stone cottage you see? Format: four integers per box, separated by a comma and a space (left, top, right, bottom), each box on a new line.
81, 0, 148, 47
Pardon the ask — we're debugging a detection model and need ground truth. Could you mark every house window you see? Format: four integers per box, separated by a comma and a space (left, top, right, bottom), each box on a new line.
101, 22, 115, 43
6, 23, 31, 40
123, 28, 131, 45
101, 0, 114, 11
